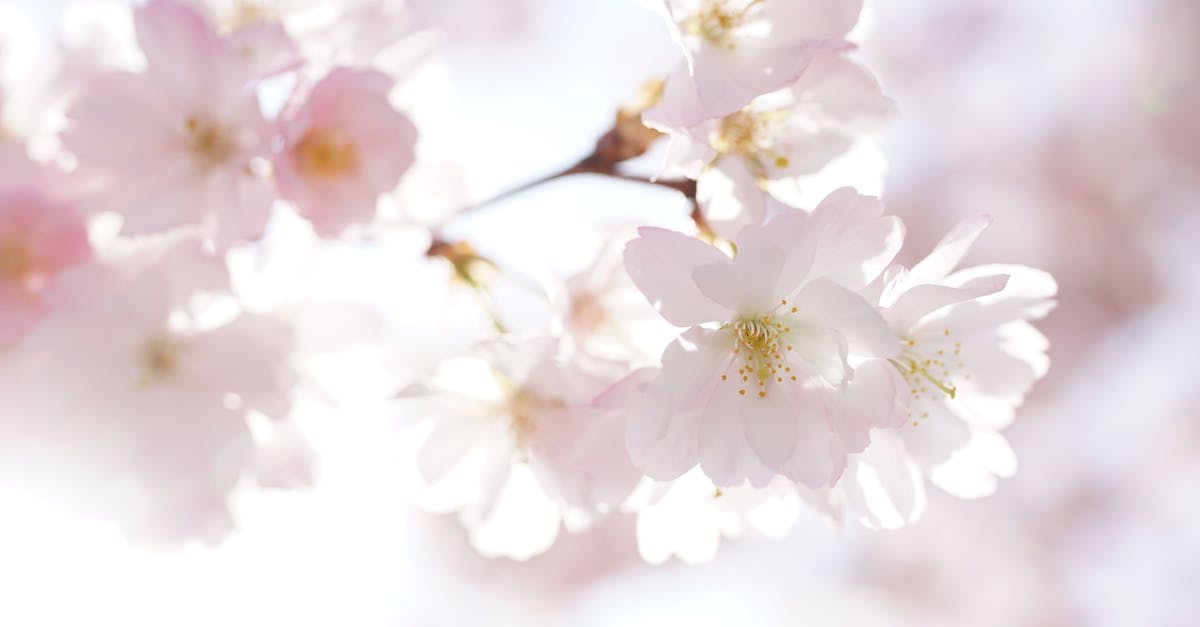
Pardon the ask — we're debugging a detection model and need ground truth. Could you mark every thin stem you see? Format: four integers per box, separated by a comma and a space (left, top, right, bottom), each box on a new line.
437, 151, 698, 230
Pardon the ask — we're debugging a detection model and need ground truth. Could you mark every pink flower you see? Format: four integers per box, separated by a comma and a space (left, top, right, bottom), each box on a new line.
650, 55, 894, 239
648, 0, 863, 126
274, 68, 417, 237
62, 0, 274, 250
397, 336, 639, 560
622, 188, 903, 488
0, 187, 91, 342
0, 239, 298, 542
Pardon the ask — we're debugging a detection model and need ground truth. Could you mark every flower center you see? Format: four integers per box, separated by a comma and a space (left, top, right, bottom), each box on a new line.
891, 330, 966, 426
139, 334, 184, 385
682, 0, 762, 48
230, 1, 266, 30
185, 116, 236, 169
722, 302, 800, 398
293, 129, 360, 180
568, 292, 608, 334
713, 109, 790, 171
0, 237, 35, 281
505, 387, 565, 458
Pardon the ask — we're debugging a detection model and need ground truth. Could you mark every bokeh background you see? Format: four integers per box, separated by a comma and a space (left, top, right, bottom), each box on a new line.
1, 0, 1198, 625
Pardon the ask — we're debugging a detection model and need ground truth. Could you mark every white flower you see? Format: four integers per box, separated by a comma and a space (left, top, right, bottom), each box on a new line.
397, 336, 640, 560
839, 216, 1057, 528
648, 0, 863, 125
650, 55, 893, 239
622, 188, 903, 488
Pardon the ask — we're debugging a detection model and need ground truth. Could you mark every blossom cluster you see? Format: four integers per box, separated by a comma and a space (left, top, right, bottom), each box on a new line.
0, 0, 1055, 563
0, 0, 422, 541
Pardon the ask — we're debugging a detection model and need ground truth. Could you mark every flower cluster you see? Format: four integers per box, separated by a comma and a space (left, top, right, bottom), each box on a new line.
0, 0, 424, 541
395, 0, 1054, 563
0, 0, 1055, 563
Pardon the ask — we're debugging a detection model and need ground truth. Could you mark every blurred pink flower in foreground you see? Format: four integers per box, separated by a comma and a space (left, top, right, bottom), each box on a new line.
0, 239, 298, 542
275, 67, 418, 237
62, 0, 274, 249
0, 187, 91, 342
622, 188, 902, 488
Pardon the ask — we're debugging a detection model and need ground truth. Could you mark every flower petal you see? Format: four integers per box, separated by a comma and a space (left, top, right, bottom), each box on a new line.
791, 277, 900, 358
624, 226, 734, 326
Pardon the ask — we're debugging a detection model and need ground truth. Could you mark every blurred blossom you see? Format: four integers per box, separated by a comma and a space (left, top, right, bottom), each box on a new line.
396, 336, 640, 560
274, 67, 417, 236
0, 238, 300, 542
62, 0, 276, 249
0, 186, 91, 341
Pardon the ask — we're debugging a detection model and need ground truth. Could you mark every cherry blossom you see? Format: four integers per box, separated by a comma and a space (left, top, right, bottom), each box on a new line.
62, 0, 274, 250
0, 239, 298, 541
0, 187, 91, 343
648, 0, 863, 125
622, 188, 903, 488
274, 67, 417, 237
838, 216, 1057, 528
650, 55, 893, 238
397, 336, 640, 560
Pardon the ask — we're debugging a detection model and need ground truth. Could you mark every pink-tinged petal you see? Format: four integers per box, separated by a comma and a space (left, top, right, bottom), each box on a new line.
212, 172, 276, 250
833, 359, 906, 452
738, 380, 800, 470
0, 284, 40, 342
536, 406, 640, 509
776, 383, 840, 488
627, 327, 731, 465
786, 323, 849, 385
646, 61, 706, 130
227, 22, 303, 79
624, 226, 734, 327
697, 379, 758, 486
692, 238, 783, 313
135, 0, 233, 108
907, 215, 992, 286
802, 187, 905, 290
761, 0, 863, 40
592, 366, 657, 410
63, 72, 183, 173
791, 277, 900, 358
887, 273, 1009, 332
843, 430, 926, 529
685, 40, 825, 124
919, 265, 1058, 337
900, 401, 971, 469
791, 55, 894, 132
696, 157, 768, 240
637, 405, 703, 482
738, 208, 817, 296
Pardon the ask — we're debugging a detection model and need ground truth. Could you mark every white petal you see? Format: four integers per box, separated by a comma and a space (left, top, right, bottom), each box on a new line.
791, 277, 900, 358
907, 215, 992, 286
624, 226, 733, 327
